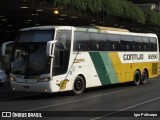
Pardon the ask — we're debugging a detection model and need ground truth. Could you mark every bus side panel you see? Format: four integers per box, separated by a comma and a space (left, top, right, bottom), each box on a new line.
74, 51, 159, 89
109, 52, 159, 83
89, 52, 119, 86
72, 52, 102, 88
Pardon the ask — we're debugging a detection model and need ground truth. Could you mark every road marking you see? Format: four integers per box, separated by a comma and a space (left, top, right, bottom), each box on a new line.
24, 90, 124, 111
90, 96, 160, 120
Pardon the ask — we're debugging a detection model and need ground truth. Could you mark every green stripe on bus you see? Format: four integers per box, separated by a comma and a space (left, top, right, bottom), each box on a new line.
89, 52, 119, 85
100, 52, 119, 84
89, 52, 111, 85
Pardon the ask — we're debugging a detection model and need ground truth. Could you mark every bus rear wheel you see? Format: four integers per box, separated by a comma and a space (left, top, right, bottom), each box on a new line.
133, 70, 141, 86
72, 76, 85, 95
140, 70, 148, 85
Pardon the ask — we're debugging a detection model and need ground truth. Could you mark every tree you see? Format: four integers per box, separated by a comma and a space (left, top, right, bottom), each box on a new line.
144, 9, 160, 26
57, 0, 160, 26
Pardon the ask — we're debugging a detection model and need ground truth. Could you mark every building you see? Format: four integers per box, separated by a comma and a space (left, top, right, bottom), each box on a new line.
136, 3, 160, 12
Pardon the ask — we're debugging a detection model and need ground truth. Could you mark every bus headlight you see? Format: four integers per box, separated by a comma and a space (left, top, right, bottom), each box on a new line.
10, 76, 16, 81
38, 77, 50, 82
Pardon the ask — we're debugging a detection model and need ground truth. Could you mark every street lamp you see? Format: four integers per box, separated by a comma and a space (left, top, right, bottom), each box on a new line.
53, 0, 59, 15
53, 8, 59, 15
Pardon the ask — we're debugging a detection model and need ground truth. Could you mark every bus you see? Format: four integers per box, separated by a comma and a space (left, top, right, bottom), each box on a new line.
1, 26, 159, 95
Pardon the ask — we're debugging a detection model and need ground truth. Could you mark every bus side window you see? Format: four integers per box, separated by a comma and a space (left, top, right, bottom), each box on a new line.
56, 30, 71, 50
53, 30, 71, 75
120, 35, 132, 51
132, 36, 142, 51
149, 37, 157, 51
142, 37, 149, 51
106, 34, 120, 51
74, 32, 90, 51
91, 33, 106, 51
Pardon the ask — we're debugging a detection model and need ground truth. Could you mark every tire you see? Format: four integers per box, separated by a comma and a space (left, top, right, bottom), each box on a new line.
72, 76, 85, 95
140, 70, 148, 85
133, 70, 141, 86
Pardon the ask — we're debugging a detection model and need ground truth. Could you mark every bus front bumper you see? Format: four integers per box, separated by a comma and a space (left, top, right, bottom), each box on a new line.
10, 80, 60, 93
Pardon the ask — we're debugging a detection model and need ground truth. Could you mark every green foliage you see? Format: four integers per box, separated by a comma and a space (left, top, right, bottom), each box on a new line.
102, 0, 123, 17
72, 0, 88, 11
56, 0, 88, 12
87, 0, 102, 14
121, 1, 145, 24
56, 0, 160, 26
143, 9, 160, 26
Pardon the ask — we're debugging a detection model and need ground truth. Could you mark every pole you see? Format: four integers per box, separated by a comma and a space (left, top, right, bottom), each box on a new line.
102, 5, 104, 26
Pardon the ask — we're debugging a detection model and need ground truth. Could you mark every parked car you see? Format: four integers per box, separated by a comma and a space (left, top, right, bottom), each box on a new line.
0, 63, 7, 86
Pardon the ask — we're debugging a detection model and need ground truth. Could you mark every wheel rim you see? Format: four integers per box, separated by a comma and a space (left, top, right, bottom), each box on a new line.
75, 80, 83, 91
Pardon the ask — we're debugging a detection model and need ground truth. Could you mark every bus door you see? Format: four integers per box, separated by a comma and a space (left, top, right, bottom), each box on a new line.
52, 30, 71, 76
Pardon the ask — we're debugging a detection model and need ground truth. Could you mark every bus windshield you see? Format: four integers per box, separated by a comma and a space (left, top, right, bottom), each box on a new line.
11, 30, 54, 75
17, 30, 54, 42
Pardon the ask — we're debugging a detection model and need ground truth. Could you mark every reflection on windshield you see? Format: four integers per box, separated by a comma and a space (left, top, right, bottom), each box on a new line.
18, 30, 54, 42
11, 43, 50, 75
11, 30, 54, 75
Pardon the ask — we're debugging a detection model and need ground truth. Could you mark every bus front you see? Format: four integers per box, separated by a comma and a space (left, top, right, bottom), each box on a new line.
10, 26, 72, 93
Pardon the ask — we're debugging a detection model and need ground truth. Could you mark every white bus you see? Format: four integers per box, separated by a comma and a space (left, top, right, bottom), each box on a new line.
1, 26, 159, 94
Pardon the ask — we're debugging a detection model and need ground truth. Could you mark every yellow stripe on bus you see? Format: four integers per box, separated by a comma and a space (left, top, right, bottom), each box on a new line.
109, 52, 159, 83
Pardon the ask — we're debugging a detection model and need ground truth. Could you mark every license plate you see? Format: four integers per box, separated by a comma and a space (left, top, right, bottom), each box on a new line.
24, 86, 30, 89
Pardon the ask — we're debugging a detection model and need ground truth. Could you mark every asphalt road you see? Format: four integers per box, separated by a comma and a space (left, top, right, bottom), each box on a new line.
0, 76, 160, 120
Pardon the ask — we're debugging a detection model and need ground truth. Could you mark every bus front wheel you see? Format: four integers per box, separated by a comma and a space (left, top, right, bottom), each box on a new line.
72, 76, 85, 95
133, 70, 141, 86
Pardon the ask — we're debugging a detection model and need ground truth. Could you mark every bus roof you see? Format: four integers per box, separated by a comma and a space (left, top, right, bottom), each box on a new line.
95, 26, 129, 32
106, 30, 157, 37
75, 26, 157, 38
20, 26, 57, 31
20, 25, 157, 38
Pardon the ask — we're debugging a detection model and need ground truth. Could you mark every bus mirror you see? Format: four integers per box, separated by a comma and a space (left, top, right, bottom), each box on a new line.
46, 41, 57, 57
1, 41, 13, 56
1, 41, 13, 71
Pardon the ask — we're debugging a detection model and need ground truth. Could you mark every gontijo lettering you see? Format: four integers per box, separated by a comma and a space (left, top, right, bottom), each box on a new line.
123, 54, 144, 60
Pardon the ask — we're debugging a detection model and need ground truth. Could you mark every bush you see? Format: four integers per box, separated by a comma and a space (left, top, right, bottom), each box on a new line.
56, 0, 160, 26
143, 9, 160, 26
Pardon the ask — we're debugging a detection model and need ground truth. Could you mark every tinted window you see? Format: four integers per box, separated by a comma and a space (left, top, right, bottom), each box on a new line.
149, 37, 157, 51
18, 30, 54, 42
56, 30, 71, 49
120, 35, 132, 51
91, 33, 106, 51
132, 36, 142, 51
74, 32, 157, 52
141, 37, 149, 51
74, 32, 90, 51
107, 34, 120, 51
53, 30, 72, 75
